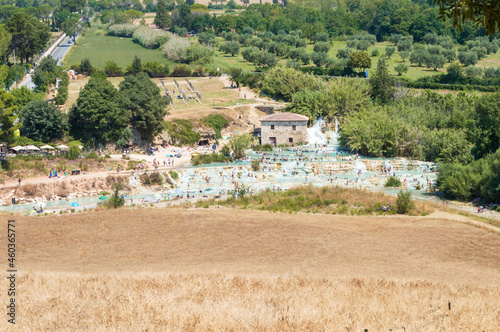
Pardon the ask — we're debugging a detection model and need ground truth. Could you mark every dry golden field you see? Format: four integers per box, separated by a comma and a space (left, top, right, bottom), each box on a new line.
1, 208, 499, 330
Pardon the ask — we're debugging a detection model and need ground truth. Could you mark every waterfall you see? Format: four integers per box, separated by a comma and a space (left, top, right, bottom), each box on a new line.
353, 160, 367, 174
307, 117, 327, 145
334, 117, 339, 135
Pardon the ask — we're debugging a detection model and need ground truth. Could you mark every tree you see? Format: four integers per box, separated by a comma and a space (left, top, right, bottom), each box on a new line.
425, 54, 446, 70
20, 100, 65, 142
7, 12, 51, 64
118, 72, 170, 142
154, 0, 172, 29
220, 41, 240, 56
79, 57, 93, 76
394, 63, 408, 76
261, 66, 322, 102
69, 73, 130, 143
61, 16, 82, 43
369, 57, 394, 103
0, 26, 11, 64
11, 86, 43, 108
32, 56, 59, 91
60, 0, 86, 13
385, 46, 395, 58
176, 0, 194, 31
0, 90, 20, 144
458, 51, 478, 66
347, 51, 371, 72
410, 49, 429, 67
313, 42, 331, 53
104, 61, 123, 77
229, 134, 252, 159
125, 9, 144, 23
399, 51, 410, 62
125, 56, 143, 75
431, 0, 500, 35
446, 63, 463, 82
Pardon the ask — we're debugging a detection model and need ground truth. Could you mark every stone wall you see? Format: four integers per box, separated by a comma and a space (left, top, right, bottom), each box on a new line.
261, 121, 308, 146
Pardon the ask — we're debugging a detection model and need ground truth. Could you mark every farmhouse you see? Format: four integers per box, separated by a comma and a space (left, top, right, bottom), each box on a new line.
260, 112, 309, 146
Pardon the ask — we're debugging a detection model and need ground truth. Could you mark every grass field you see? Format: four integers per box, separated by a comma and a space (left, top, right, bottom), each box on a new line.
65, 75, 253, 112
1, 207, 499, 329
63, 27, 176, 69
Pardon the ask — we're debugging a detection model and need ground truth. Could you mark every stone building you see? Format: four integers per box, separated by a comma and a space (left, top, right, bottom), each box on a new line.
259, 112, 309, 146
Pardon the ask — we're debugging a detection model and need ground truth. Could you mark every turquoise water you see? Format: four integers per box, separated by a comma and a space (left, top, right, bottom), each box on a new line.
4, 143, 438, 214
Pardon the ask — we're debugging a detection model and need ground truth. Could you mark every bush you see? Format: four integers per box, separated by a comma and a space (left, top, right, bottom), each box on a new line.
191, 153, 229, 166
201, 114, 229, 139
132, 27, 172, 49
385, 177, 402, 187
103, 61, 123, 77
139, 172, 164, 186
396, 190, 414, 214
143, 62, 169, 77
163, 35, 192, 62
252, 144, 274, 151
171, 64, 191, 77
170, 170, 178, 180
106, 184, 125, 208
251, 160, 260, 171
55, 74, 69, 105
107, 24, 138, 37
164, 119, 200, 145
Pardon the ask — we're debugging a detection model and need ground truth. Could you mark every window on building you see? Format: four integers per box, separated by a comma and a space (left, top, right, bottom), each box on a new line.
292, 125, 296, 131
271, 125, 275, 130
289, 137, 293, 143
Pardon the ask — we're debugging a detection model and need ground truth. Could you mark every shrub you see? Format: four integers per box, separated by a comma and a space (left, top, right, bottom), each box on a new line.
170, 170, 178, 180
107, 24, 137, 37
163, 35, 193, 62
106, 184, 125, 208
251, 160, 260, 171
396, 190, 414, 214
252, 144, 274, 151
201, 114, 229, 139
139, 172, 164, 186
171, 64, 191, 77
191, 153, 229, 166
385, 177, 402, 187
103, 61, 123, 77
143, 62, 169, 77
132, 27, 172, 49
164, 119, 200, 145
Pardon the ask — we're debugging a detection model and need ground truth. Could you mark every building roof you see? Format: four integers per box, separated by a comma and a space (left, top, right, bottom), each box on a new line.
260, 113, 309, 122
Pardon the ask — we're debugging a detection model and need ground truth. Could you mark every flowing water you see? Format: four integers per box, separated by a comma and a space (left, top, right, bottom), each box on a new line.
4, 119, 439, 214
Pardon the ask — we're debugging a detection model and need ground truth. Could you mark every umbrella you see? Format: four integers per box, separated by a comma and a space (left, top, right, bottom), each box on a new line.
71, 203, 79, 207
56, 144, 69, 150
99, 196, 107, 200
120, 195, 127, 198
144, 196, 154, 202
10, 145, 24, 151
166, 154, 173, 157
204, 188, 213, 192
173, 188, 184, 195
40, 145, 55, 150
154, 193, 162, 199
25, 145, 40, 151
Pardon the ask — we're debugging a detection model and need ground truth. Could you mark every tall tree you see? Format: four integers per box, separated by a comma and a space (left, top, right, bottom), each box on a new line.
347, 51, 371, 72
69, 73, 130, 143
0, 90, 20, 144
61, 16, 82, 43
20, 100, 65, 142
7, 12, 51, 64
369, 57, 395, 104
154, 0, 172, 29
118, 72, 170, 142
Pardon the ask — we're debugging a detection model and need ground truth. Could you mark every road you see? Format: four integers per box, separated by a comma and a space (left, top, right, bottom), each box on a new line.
19, 34, 75, 90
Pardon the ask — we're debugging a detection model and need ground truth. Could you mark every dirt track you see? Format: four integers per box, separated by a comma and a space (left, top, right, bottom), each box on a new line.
6, 208, 500, 287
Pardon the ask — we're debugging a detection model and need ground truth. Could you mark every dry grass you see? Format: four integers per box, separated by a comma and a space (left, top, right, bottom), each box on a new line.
198, 185, 436, 216
2, 207, 499, 330
3, 273, 498, 331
